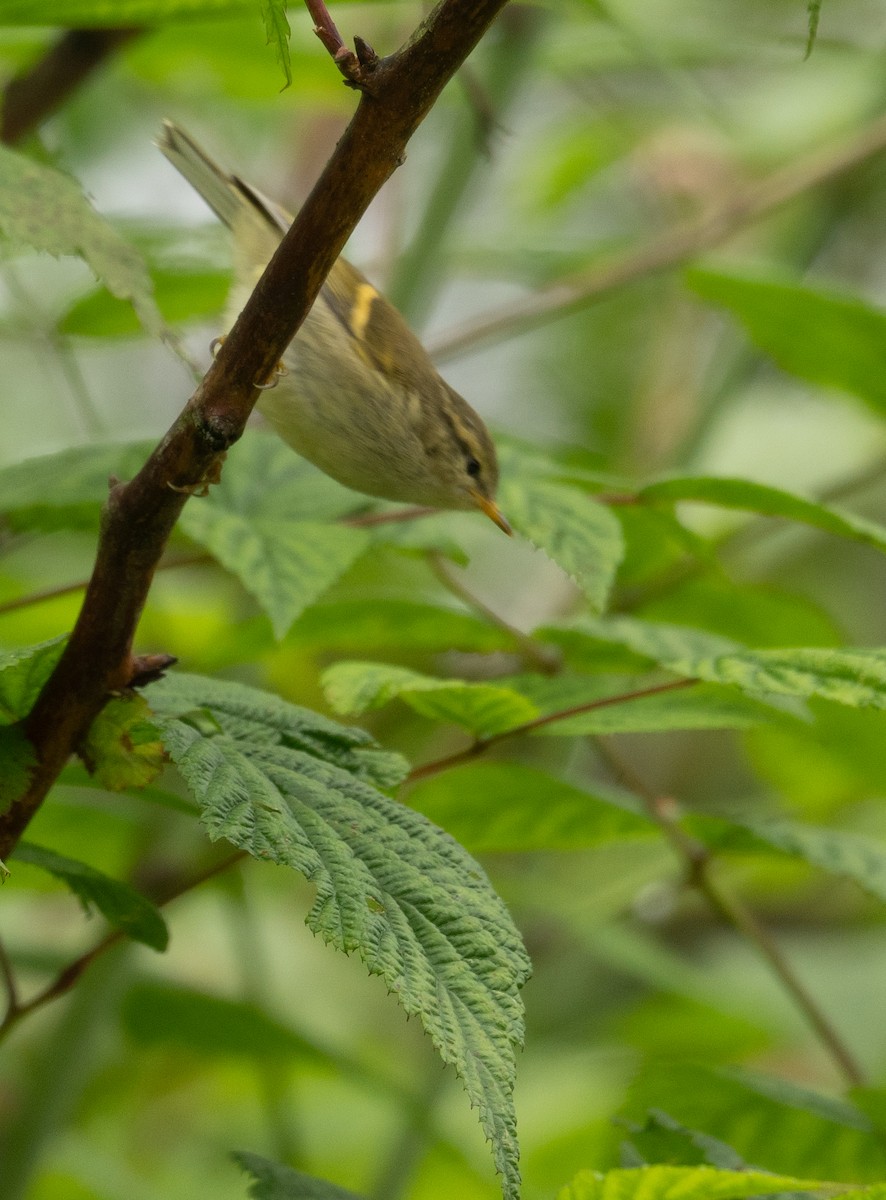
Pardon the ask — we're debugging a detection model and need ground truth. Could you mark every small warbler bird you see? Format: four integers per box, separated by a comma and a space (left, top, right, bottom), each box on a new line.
158, 122, 510, 533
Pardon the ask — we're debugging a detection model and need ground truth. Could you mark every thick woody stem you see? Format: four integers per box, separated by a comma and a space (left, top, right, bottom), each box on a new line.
0, 0, 510, 861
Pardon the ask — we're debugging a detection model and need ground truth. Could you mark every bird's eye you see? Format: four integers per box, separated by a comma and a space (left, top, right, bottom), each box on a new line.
466, 457, 481, 478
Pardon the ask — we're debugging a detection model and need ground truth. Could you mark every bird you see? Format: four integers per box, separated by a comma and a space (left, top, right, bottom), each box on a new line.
158, 122, 510, 534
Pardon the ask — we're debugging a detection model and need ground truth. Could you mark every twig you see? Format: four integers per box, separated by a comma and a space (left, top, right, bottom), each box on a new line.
406, 677, 698, 782
0, 933, 19, 1018
0, 0, 511, 862
1, 28, 142, 145
304, 0, 380, 90
0, 849, 245, 1042
428, 551, 560, 673
597, 742, 865, 1090
427, 109, 886, 364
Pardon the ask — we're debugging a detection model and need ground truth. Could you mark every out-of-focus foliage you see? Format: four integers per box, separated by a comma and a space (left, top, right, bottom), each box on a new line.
5, 2, 886, 1200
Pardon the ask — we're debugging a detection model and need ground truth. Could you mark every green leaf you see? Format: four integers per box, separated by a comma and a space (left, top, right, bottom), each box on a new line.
149, 672, 529, 1199
558, 1165, 829, 1200
58, 268, 231, 336
288, 599, 513, 655
689, 647, 886, 708
698, 813, 886, 904
0, 144, 163, 340
79, 695, 166, 790
322, 661, 538, 738
640, 475, 886, 558
0, 725, 36, 815
260, 0, 292, 88
0, 637, 66, 723
11, 842, 168, 950
540, 616, 741, 676
0, 0, 255, 21
687, 266, 886, 414
235, 1152, 366, 1200
498, 476, 624, 611
623, 1062, 886, 1180
0, 441, 154, 531
806, 0, 822, 58
122, 982, 323, 1062
178, 434, 370, 638
408, 763, 652, 853
510, 674, 783, 735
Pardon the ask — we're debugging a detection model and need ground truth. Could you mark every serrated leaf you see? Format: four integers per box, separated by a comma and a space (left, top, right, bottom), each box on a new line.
0, 637, 66, 723
148, 671, 529, 1200
0, 441, 154, 531
558, 1165, 829, 1200
178, 434, 370, 638
689, 647, 886, 708
181, 507, 369, 639
12, 841, 168, 949
79, 695, 165, 790
640, 475, 886, 557
540, 616, 741, 676
498, 476, 623, 610
0, 144, 163, 340
122, 982, 323, 1062
235, 1152, 366, 1200
408, 763, 652, 853
698, 813, 886, 905
322, 661, 538, 738
260, 0, 292, 88
687, 266, 886, 414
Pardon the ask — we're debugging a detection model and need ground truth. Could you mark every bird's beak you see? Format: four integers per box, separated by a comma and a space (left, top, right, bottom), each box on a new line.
472, 492, 513, 535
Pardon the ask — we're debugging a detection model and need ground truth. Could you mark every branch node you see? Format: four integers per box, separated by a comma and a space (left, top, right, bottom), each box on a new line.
128, 653, 178, 689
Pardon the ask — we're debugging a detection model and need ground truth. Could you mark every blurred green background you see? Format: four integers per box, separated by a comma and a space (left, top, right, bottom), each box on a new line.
4, 2, 886, 1198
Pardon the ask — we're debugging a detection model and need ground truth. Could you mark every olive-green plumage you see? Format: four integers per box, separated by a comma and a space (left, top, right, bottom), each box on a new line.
158, 122, 509, 532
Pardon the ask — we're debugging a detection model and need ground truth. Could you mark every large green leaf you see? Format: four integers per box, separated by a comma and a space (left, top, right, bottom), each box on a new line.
322, 661, 538, 738
539, 615, 741, 676
0, 144, 163, 340
0, 637, 66, 723
623, 1063, 886, 1180
408, 762, 652, 853
558, 1165, 830, 1200
0, 441, 154, 531
59, 268, 231, 336
640, 475, 886, 557
687, 266, 886, 414
178, 434, 370, 638
288, 599, 513, 655
12, 842, 168, 950
148, 672, 529, 1200
235, 1152, 366, 1200
122, 982, 323, 1062
498, 475, 624, 611
697, 813, 886, 904
688, 647, 886, 708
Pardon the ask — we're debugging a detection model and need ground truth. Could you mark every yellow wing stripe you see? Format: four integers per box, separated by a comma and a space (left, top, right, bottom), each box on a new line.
350, 282, 379, 344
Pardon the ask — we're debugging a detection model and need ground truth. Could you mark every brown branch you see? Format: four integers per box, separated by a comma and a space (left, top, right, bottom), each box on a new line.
0, 0, 511, 862
0, 28, 142, 146
305, 0, 380, 89
596, 742, 865, 1090
406, 677, 698, 783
